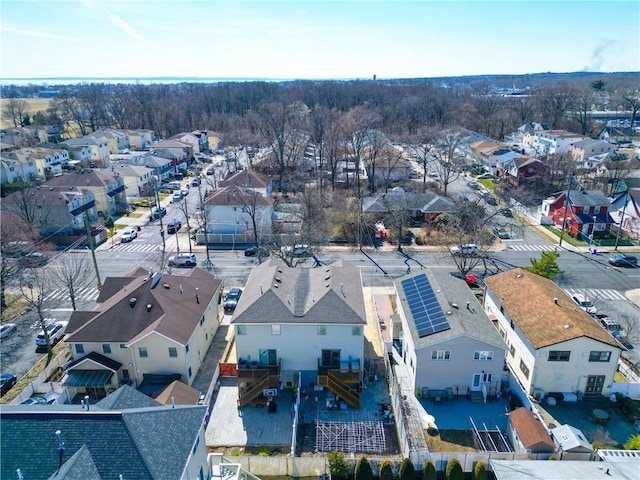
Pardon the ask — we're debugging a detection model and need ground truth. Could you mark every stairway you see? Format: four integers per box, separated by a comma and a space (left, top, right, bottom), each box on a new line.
470, 391, 484, 403
237, 373, 269, 408
318, 370, 360, 409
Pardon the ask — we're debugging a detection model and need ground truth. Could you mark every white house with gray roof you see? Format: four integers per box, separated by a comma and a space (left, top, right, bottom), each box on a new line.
393, 269, 507, 399
231, 259, 366, 408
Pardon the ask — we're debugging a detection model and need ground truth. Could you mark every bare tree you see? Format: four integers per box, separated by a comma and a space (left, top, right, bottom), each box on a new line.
2, 98, 30, 127
535, 83, 577, 129
619, 89, 640, 127
18, 267, 59, 366
429, 128, 467, 197
2, 186, 51, 226
47, 252, 96, 311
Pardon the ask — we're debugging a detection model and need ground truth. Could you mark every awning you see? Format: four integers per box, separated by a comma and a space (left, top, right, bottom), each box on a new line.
63, 370, 114, 387
106, 185, 126, 197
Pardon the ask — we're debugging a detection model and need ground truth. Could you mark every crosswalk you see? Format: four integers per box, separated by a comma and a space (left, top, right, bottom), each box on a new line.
563, 288, 627, 302
43, 286, 100, 304
507, 244, 564, 252
109, 242, 161, 253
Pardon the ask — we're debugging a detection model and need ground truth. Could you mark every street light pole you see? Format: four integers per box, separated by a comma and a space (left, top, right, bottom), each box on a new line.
558, 176, 573, 248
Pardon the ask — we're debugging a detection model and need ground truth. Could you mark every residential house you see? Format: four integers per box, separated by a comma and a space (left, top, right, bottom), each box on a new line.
551, 424, 594, 455
112, 163, 156, 199
87, 128, 131, 154
392, 270, 506, 398
540, 189, 614, 239
171, 132, 205, 155
568, 139, 617, 164
0, 385, 209, 480
154, 380, 203, 405
0, 153, 38, 184
9, 147, 69, 180
598, 126, 638, 145
62, 143, 93, 166
483, 268, 622, 398
495, 154, 545, 186
595, 157, 640, 195
218, 169, 273, 198
504, 122, 550, 145
112, 151, 173, 182
231, 259, 366, 408
23, 125, 62, 144
609, 189, 640, 240
61, 137, 111, 166
45, 170, 127, 217
0, 128, 32, 148
120, 129, 156, 150
202, 185, 274, 238
532, 130, 589, 156
362, 189, 458, 224
64, 268, 223, 397
150, 139, 192, 162
507, 407, 555, 454
1, 185, 98, 237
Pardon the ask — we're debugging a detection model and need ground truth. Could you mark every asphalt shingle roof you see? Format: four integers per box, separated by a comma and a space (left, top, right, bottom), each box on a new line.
231, 259, 366, 325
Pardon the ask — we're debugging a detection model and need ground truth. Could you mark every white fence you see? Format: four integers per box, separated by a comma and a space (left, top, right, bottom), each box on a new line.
611, 381, 640, 399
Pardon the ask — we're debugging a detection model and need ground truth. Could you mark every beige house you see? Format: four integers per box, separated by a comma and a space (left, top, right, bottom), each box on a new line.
484, 269, 622, 399
119, 129, 156, 150
64, 267, 223, 398
62, 137, 111, 165
0, 153, 38, 184
87, 128, 131, 154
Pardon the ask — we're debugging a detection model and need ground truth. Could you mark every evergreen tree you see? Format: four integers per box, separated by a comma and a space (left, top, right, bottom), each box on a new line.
380, 459, 394, 480
525, 249, 563, 280
354, 456, 373, 480
445, 458, 463, 480
399, 458, 415, 480
327, 451, 350, 480
422, 460, 436, 480
473, 461, 487, 480
624, 434, 640, 450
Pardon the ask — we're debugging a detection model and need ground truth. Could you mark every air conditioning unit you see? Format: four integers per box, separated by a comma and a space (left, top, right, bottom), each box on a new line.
263, 388, 278, 397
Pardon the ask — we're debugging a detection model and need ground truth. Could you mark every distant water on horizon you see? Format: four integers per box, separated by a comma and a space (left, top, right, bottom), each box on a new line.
0, 76, 357, 87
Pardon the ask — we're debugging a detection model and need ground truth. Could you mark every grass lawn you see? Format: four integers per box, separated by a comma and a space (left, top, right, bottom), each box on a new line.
0, 98, 52, 128
425, 430, 479, 452
1, 293, 29, 321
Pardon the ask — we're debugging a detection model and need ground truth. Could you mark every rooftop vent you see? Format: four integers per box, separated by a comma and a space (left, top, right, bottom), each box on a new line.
129, 298, 137, 308
275, 277, 281, 283
150, 272, 162, 289
273, 283, 279, 288
163, 283, 170, 289
451, 303, 459, 309
564, 324, 571, 329
516, 273, 523, 278
146, 303, 152, 312
554, 297, 559, 305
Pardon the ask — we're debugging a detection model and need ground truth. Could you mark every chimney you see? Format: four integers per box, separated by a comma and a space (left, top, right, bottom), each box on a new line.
171, 396, 176, 409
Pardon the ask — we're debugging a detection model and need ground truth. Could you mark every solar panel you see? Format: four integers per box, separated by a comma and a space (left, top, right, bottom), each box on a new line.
401, 274, 450, 338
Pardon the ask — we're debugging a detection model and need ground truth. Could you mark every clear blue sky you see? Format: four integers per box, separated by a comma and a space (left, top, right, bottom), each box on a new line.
1, 0, 638, 80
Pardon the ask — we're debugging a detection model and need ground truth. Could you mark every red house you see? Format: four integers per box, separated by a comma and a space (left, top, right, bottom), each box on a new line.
541, 189, 614, 240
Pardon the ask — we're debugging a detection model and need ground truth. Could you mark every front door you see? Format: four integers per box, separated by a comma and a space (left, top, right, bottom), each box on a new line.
259, 349, 277, 367
471, 373, 493, 391
585, 375, 605, 395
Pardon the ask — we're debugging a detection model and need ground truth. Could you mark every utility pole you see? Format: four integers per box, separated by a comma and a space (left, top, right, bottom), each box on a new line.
84, 211, 102, 289
614, 190, 629, 251
558, 176, 573, 248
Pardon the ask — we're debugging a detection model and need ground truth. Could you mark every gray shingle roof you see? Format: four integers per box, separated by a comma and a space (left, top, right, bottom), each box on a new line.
394, 268, 505, 349
231, 259, 366, 325
95, 384, 161, 410
0, 402, 206, 480
567, 189, 610, 207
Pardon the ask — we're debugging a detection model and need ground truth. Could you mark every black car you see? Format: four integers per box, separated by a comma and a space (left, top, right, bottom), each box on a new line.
244, 245, 269, 257
608, 254, 638, 267
1, 374, 17, 397
499, 208, 513, 217
167, 220, 182, 235
153, 207, 167, 219
223, 288, 243, 312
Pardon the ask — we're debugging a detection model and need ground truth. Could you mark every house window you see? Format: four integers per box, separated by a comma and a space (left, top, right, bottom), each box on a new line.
193, 435, 200, 455
548, 351, 571, 362
199, 315, 205, 326
102, 344, 112, 354
352, 326, 362, 336
519, 360, 530, 379
169, 347, 178, 358
317, 325, 327, 335
272, 324, 281, 335
139, 347, 148, 358
431, 350, 450, 360
589, 351, 611, 362
119, 344, 127, 349
509, 344, 515, 357
185, 344, 189, 353
236, 325, 246, 335
474, 351, 494, 361
75, 344, 84, 355
188, 367, 192, 378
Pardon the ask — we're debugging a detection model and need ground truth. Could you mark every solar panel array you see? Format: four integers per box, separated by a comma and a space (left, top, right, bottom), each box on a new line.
401, 274, 450, 338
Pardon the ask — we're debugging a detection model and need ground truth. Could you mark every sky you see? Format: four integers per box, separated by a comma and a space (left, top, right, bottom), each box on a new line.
1, 0, 639, 81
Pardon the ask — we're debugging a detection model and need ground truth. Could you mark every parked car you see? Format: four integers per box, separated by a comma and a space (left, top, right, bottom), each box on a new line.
596, 314, 623, 337
223, 288, 243, 312
244, 245, 269, 257
167, 220, 182, 235
172, 191, 183, 201
284, 244, 311, 257
167, 253, 197, 267
191, 177, 201, 187
41, 391, 61, 405
571, 293, 597, 315
608, 253, 638, 267
450, 244, 480, 256
0, 374, 17, 396
449, 271, 481, 288
0, 323, 17, 339
499, 208, 513, 217
153, 207, 167, 219
467, 181, 480, 190
133, 199, 154, 207
18, 252, 47, 268
492, 226, 510, 239
206, 167, 215, 175
180, 187, 190, 197
35, 323, 66, 347
120, 228, 138, 243
482, 193, 497, 206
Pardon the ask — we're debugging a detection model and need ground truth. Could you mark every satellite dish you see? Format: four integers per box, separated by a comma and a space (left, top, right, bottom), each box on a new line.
150, 272, 163, 289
